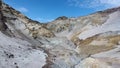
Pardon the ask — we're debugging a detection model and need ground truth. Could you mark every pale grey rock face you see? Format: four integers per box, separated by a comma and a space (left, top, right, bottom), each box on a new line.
0, 0, 120, 68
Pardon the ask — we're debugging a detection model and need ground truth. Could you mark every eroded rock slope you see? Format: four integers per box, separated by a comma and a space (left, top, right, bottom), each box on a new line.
0, 0, 120, 68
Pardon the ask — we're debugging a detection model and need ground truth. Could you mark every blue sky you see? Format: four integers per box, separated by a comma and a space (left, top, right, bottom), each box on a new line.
4, 0, 120, 22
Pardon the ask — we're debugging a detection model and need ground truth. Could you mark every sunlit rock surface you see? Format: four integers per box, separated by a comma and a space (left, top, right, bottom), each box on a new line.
0, 0, 120, 68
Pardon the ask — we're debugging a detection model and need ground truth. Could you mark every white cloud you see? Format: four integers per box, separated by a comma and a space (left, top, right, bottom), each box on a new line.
34, 18, 54, 23
100, 0, 120, 6
17, 7, 28, 12
68, 0, 120, 10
